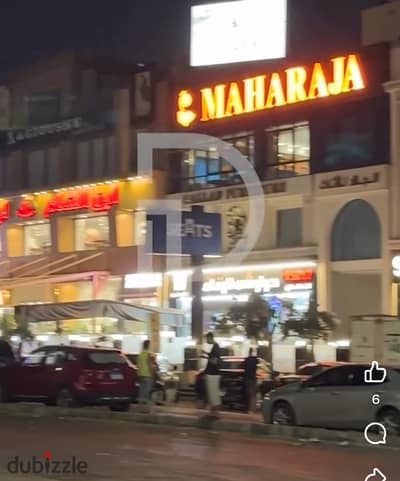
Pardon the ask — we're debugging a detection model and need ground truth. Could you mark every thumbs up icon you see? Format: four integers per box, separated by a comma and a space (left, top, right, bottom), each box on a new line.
364, 361, 387, 384
364, 468, 386, 481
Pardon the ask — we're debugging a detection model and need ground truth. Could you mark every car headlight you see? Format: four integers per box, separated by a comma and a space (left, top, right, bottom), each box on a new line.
263, 393, 271, 401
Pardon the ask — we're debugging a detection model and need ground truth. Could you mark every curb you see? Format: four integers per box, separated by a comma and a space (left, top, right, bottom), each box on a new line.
0, 403, 399, 450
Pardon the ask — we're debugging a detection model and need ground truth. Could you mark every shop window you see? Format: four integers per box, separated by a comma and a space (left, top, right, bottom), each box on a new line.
24, 222, 51, 256
331, 200, 381, 261
74, 214, 110, 251
28, 150, 46, 189
277, 208, 302, 248
179, 133, 255, 190
26, 90, 61, 126
265, 123, 310, 180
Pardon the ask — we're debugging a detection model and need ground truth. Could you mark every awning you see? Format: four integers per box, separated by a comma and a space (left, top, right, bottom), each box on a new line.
15, 299, 185, 326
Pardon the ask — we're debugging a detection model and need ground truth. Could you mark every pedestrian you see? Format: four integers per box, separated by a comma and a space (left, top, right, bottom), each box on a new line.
137, 340, 154, 406
204, 332, 221, 418
243, 348, 258, 413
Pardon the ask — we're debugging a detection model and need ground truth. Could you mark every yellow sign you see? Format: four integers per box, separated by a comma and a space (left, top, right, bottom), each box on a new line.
176, 54, 365, 127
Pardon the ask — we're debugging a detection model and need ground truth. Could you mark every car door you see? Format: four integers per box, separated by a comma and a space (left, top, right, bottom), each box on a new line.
294, 366, 356, 428
336, 365, 382, 429
39, 349, 69, 399
11, 350, 47, 399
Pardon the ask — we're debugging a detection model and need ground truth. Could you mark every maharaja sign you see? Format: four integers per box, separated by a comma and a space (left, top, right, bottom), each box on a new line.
176, 54, 365, 127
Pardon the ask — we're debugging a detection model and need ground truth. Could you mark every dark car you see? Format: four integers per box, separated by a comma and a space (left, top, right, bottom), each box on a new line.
196, 356, 280, 410
0, 345, 137, 411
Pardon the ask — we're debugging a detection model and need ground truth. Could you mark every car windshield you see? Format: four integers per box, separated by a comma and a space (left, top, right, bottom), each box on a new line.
87, 351, 127, 364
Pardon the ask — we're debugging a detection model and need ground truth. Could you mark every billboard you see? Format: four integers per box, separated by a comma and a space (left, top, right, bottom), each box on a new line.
190, 0, 287, 67
146, 205, 221, 256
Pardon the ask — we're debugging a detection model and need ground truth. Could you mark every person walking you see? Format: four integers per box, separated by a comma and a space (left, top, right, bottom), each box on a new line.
243, 348, 258, 413
204, 332, 221, 418
137, 340, 154, 406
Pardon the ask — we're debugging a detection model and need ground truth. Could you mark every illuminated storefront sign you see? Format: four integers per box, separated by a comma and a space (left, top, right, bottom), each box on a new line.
392, 255, 400, 280
176, 54, 365, 127
0, 184, 120, 225
202, 276, 281, 294
43, 185, 119, 217
282, 268, 314, 283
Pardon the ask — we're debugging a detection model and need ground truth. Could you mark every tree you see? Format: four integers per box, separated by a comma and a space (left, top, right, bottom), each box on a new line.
227, 293, 274, 362
281, 297, 339, 361
0, 311, 17, 340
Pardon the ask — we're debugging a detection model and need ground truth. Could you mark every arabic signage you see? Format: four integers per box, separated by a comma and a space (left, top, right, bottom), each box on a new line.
318, 171, 381, 190
146, 205, 221, 256
203, 276, 281, 294
176, 54, 365, 127
282, 268, 314, 283
0, 184, 119, 225
182, 181, 286, 204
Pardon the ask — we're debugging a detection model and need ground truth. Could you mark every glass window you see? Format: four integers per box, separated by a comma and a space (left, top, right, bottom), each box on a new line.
24, 222, 51, 256
77, 141, 90, 180
179, 133, 254, 190
74, 215, 110, 251
23, 351, 46, 365
306, 366, 355, 387
277, 208, 302, 248
45, 351, 67, 366
266, 123, 310, 180
93, 138, 106, 177
88, 351, 126, 364
47, 147, 61, 185
28, 150, 46, 189
26, 90, 61, 125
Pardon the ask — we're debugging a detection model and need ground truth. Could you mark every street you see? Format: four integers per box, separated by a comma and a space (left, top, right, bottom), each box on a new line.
0, 417, 397, 481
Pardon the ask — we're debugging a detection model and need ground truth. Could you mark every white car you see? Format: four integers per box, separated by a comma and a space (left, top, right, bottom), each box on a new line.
262, 364, 400, 434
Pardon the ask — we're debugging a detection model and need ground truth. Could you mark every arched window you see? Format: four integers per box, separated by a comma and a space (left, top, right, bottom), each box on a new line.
331, 200, 381, 261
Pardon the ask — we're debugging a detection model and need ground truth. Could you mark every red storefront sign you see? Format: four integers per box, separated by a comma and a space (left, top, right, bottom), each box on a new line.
0, 184, 120, 224
43, 185, 119, 217
15, 199, 37, 218
282, 268, 314, 283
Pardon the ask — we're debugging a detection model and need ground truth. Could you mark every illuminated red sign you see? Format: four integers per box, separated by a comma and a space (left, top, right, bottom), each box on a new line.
43, 185, 119, 217
282, 268, 314, 283
0, 201, 9, 224
16, 199, 37, 218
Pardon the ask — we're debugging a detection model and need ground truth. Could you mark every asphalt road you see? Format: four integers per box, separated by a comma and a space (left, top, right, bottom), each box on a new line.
0, 417, 397, 481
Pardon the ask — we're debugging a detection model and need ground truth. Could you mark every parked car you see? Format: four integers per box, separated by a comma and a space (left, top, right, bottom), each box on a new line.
196, 356, 281, 410
262, 364, 400, 434
279, 361, 346, 384
0, 345, 137, 411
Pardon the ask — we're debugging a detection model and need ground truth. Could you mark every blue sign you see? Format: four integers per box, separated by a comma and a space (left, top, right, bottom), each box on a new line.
146, 205, 221, 256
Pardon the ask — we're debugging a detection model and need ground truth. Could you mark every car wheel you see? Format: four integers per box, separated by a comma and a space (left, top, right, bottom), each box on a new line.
110, 403, 130, 412
271, 401, 296, 426
55, 388, 75, 408
377, 407, 400, 435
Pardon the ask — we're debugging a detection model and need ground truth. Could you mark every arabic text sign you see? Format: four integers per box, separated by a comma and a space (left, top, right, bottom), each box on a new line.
317, 170, 382, 192
146, 205, 221, 256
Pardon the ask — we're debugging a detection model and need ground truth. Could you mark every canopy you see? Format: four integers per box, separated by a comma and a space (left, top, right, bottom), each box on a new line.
15, 299, 184, 327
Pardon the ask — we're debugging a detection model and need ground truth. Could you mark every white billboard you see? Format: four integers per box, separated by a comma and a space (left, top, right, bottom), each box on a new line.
190, 0, 287, 67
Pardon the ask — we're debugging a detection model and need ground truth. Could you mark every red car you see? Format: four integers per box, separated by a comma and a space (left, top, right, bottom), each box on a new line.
0, 345, 137, 411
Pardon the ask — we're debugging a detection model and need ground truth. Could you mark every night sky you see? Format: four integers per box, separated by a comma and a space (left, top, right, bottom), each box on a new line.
0, 0, 384, 76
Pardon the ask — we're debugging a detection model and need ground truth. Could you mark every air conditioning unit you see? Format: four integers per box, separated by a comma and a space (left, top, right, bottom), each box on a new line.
362, 0, 400, 46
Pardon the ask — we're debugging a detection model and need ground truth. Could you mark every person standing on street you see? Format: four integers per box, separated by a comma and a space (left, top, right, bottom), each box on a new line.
243, 348, 258, 413
137, 340, 154, 405
204, 332, 221, 418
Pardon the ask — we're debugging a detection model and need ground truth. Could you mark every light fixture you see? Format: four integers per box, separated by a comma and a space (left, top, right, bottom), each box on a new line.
295, 340, 307, 347
124, 273, 162, 289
